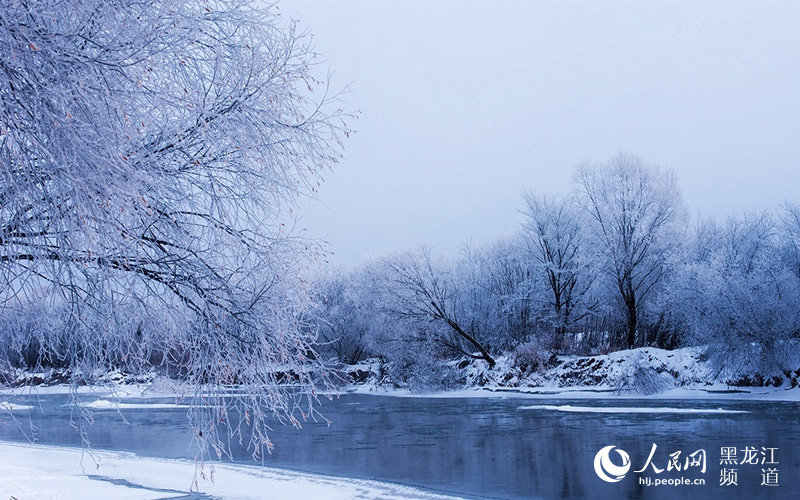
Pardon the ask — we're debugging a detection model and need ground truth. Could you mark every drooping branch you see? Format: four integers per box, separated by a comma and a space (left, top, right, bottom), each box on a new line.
0, 0, 353, 460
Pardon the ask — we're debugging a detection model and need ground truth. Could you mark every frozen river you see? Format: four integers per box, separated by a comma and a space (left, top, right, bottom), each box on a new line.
0, 392, 797, 499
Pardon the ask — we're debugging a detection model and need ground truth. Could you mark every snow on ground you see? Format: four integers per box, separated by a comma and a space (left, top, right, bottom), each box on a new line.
518, 404, 748, 414
0, 441, 464, 500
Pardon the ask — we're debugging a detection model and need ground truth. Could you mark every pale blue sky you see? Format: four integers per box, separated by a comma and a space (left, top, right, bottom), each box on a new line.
283, 0, 800, 266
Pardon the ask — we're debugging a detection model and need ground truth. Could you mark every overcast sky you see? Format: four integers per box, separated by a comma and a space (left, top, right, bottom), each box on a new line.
283, 0, 800, 266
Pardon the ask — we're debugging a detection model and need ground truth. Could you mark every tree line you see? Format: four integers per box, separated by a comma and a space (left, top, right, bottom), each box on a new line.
312, 153, 800, 388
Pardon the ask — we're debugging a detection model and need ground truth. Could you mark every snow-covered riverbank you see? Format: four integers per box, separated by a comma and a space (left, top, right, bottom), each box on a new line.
3, 346, 800, 402
342, 346, 800, 399
0, 441, 463, 500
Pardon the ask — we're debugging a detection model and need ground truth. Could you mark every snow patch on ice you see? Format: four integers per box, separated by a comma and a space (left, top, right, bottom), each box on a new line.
76, 400, 190, 410
0, 401, 33, 411
519, 404, 748, 414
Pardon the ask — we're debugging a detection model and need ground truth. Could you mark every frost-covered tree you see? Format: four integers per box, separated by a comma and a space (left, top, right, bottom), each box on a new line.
670, 212, 800, 380
574, 154, 683, 349
378, 247, 496, 368
645, 217, 716, 349
312, 269, 376, 365
458, 237, 538, 350
690, 216, 724, 264
780, 202, 800, 281
521, 192, 594, 346
0, 0, 350, 457
719, 211, 774, 272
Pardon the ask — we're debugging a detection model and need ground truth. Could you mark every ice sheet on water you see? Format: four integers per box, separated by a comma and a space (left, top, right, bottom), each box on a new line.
519, 404, 748, 414
0, 401, 33, 411
68, 399, 190, 410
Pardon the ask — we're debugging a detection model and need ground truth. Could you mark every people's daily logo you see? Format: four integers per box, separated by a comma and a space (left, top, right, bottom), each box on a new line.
594, 445, 631, 483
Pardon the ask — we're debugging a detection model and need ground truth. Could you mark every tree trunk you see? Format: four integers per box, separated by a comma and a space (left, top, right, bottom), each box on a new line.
428, 299, 496, 369
626, 302, 637, 349
445, 317, 496, 369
